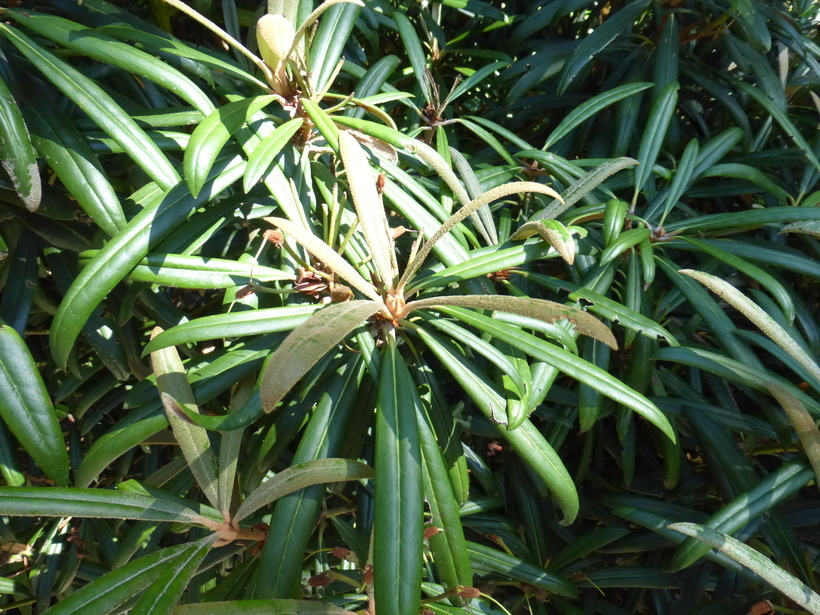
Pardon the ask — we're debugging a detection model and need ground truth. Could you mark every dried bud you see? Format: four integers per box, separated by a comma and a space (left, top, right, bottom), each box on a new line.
330, 285, 353, 303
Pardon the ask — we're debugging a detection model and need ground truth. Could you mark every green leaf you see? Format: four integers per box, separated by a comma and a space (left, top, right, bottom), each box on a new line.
416, 401, 473, 591
151, 331, 221, 512
440, 307, 675, 442
42, 538, 216, 615
144, 305, 321, 355
173, 601, 354, 614
598, 228, 650, 267
735, 81, 820, 172
0, 325, 69, 486
394, 12, 433, 105
544, 82, 653, 149
260, 301, 382, 412
184, 96, 277, 197
668, 523, 820, 614
233, 458, 373, 523
50, 159, 245, 369
25, 101, 125, 236
0, 487, 207, 525
374, 340, 424, 615
671, 460, 813, 570
243, 118, 303, 192
308, 1, 363, 94
78, 251, 292, 289
633, 81, 679, 201
130, 535, 218, 615
0, 23, 179, 190
0, 71, 40, 211
467, 542, 576, 597
4, 9, 215, 115
556, 0, 651, 94
698, 163, 792, 204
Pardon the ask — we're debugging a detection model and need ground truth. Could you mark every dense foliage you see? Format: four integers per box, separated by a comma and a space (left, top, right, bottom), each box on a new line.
1, 0, 819, 613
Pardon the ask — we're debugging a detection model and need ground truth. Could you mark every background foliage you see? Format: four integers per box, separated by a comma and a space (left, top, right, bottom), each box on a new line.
1, 0, 819, 613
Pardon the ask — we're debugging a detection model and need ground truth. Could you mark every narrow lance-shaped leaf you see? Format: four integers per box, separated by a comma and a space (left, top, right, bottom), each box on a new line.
544, 82, 653, 150
0, 325, 69, 486
633, 82, 679, 204
233, 458, 374, 523
399, 182, 562, 293
130, 534, 218, 615
173, 601, 354, 614
374, 339, 424, 615
265, 217, 382, 302
668, 523, 820, 615
150, 327, 221, 512
403, 295, 617, 350
0, 23, 179, 190
42, 538, 217, 615
0, 487, 209, 526
260, 300, 383, 412
243, 117, 303, 192
339, 130, 397, 285
0, 71, 40, 211
184, 95, 278, 197
680, 269, 820, 388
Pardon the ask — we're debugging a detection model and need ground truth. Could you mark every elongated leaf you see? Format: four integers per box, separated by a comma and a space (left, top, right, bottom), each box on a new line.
184, 96, 277, 197
339, 130, 397, 285
130, 534, 218, 615
78, 251, 292, 289
467, 542, 576, 597
51, 159, 245, 368
4, 9, 214, 115
173, 601, 353, 614
0, 325, 69, 486
233, 458, 373, 523
374, 340, 424, 615
668, 523, 820, 614
243, 118, 303, 192
43, 538, 215, 615
633, 82, 679, 201
405, 295, 617, 349
671, 460, 813, 570
260, 300, 382, 412
0, 71, 40, 211
144, 305, 321, 354
308, 1, 363, 93
0, 23, 179, 190
735, 81, 820, 172
0, 487, 207, 525
680, 269, 820, 388
151, 330, 221, 511
557, 0, 651, 94
440, 307, 674, 441
416, 401, 472, 591
26, 101, 125, 235
545, 82, 653, 149
394, 12, 433, 105
265, 217, 381, 301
